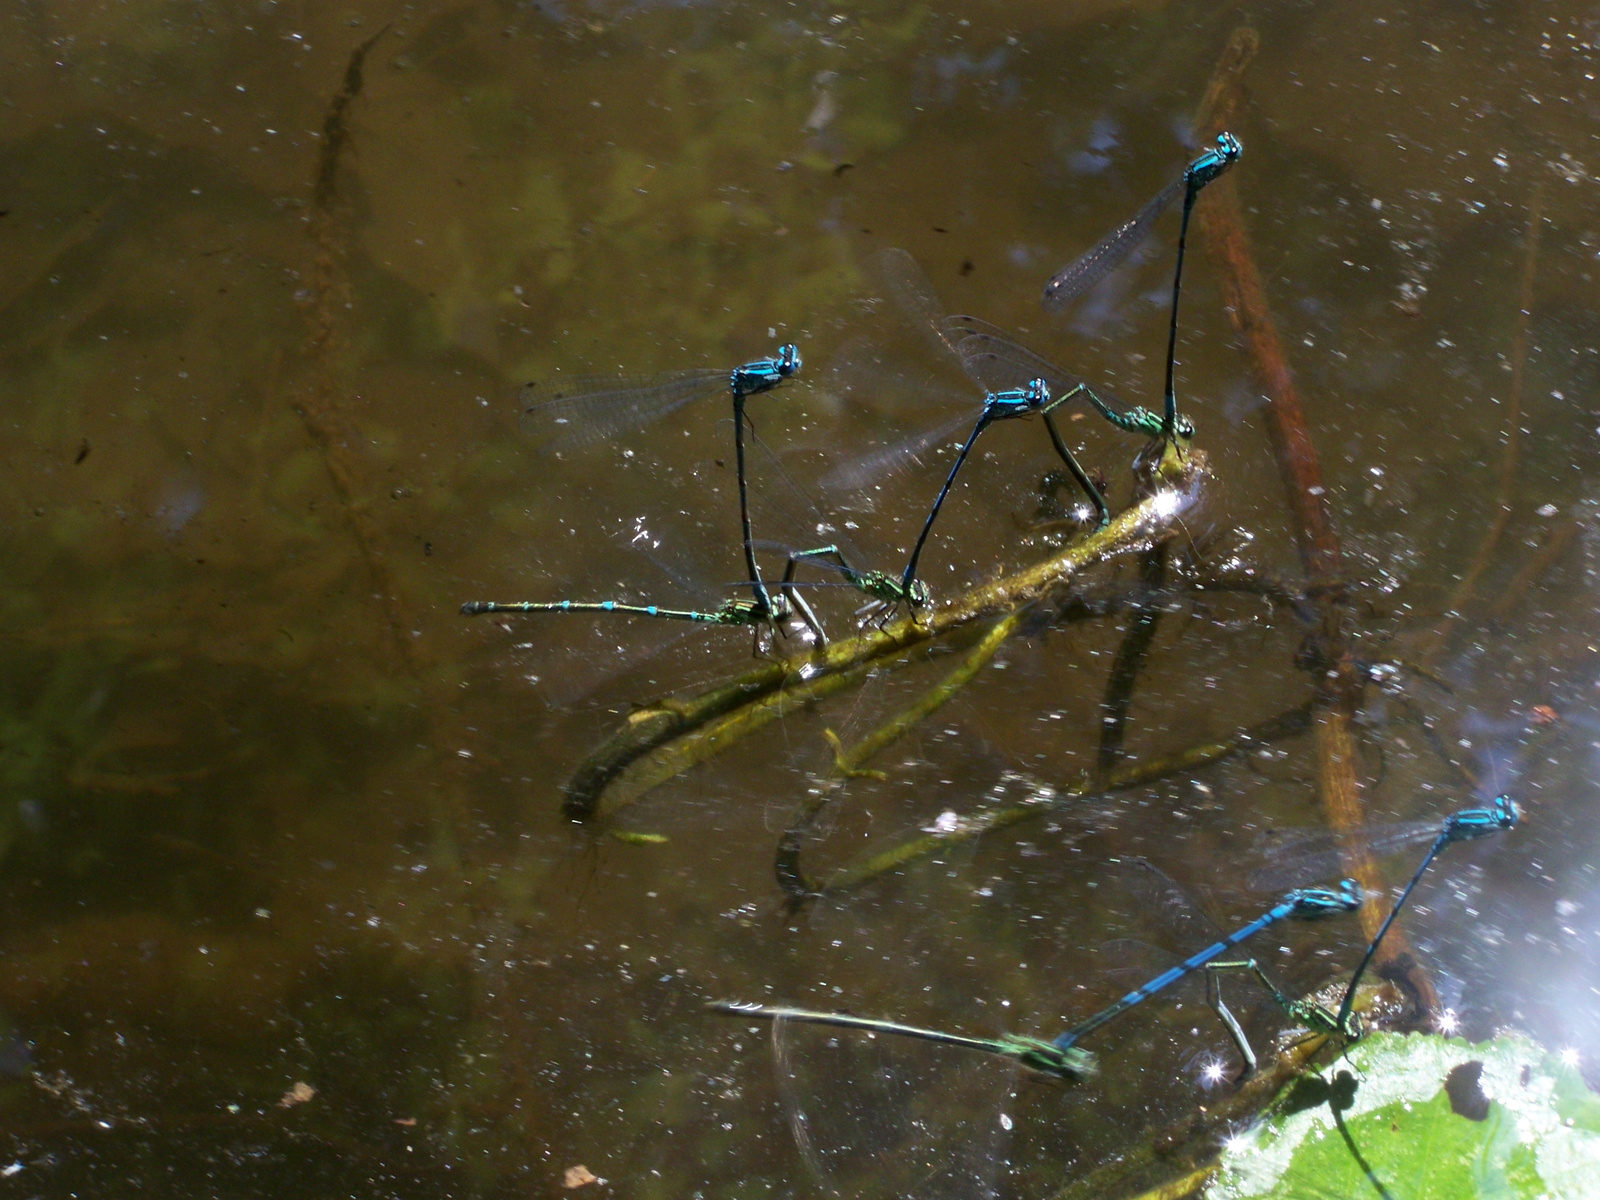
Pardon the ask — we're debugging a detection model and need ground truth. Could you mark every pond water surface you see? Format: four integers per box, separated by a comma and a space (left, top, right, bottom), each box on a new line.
2, 0, 1599, 1196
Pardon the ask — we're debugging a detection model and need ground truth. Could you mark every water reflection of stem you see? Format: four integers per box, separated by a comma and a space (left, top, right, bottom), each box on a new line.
1097, 543, 1168, 773
293, 30, 470, 881
563, 452, 1207, 821
297, 28, 410, 653
1483, 516, 1579, 626
799, 703, 1312, 900
1193, 29, 1425, 1009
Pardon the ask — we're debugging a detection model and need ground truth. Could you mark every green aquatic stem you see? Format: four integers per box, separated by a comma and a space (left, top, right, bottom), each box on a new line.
562, 450, 1208, 821
776, 609, 1028, 901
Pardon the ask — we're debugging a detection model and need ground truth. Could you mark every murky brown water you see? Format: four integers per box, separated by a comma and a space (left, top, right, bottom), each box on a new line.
3, 1, 1599, 1196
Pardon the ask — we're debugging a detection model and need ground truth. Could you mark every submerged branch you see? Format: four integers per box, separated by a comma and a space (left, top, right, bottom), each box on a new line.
562, 451, 1209, 821
795, 703, 1312, 899
1193, 28, 1429, 1007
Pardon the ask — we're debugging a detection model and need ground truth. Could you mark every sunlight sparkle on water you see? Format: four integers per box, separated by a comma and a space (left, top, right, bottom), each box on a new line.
1222, 1129, 1257, 1156
1561, 1047, 1581, 1069
1435, 1009, 1460, 1035
1151, 489, 1183, 519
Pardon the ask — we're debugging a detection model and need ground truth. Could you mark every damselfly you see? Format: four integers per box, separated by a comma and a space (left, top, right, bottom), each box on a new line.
1099, 856, 1312, 1079
1049, 877, 1360, 1052
861, 248, 1118, 598
1210, 797, 1520, 1047
707, 880, 1358, 1077
1333, 795, 1518, 1031
1041, 132, 1241, 441
707, 1001, 1095, 1080
462, 421, 915, 649
518, 344, 801, 615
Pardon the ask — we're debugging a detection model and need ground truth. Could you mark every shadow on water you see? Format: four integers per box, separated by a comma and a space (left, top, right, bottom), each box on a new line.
1279, 1070, 1393, 1200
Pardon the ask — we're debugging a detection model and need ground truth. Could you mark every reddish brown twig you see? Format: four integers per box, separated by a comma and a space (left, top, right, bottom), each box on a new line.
1191, 29, 1431, 1011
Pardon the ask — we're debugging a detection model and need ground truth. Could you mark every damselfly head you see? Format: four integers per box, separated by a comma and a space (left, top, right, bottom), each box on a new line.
1024, 377, 1051, 406
776, 343, 802, 376
906, 579, 931, 608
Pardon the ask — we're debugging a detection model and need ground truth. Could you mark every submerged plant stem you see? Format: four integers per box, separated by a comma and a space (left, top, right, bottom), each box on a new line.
803, 703, 1312, 899
776, 609, 1028, 900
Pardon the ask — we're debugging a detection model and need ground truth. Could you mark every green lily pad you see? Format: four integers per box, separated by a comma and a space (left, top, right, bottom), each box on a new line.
1208, 1032, 1600, 1200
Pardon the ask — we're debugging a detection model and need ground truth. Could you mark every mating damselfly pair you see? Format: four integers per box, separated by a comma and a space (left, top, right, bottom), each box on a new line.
712, 796, 1517, 1081
460, 133, 1242, 654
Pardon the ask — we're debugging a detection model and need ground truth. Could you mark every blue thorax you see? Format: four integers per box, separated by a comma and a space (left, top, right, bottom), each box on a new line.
1187, 132, 1242, 190
1443, 795, 1518, 843
989, 377, 1051, 414
730, 344, 802, 396
1284, 877, 1364, 917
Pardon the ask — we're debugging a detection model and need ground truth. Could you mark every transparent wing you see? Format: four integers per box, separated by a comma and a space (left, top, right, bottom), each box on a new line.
517, 368, 728, 452
865, 247, 967, 364
743, 426, 867, 566
817, 409, 976, 494
942, 315, 1129, 409
1246, 821, 1441, 893
772, 1012, 1016, 1200
742, 545, 864, 587
1041, 174, 1184, 313
1105, 857, 1222, 950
